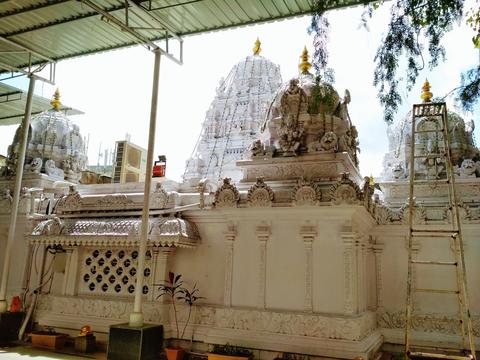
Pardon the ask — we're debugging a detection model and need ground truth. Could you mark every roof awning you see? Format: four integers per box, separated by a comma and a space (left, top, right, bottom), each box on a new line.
29, 216, 200, 248
0, 82, 83, 126
0, 0, 371, 76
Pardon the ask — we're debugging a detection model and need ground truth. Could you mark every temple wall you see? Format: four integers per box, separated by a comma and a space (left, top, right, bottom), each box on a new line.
375, 224, 480, 347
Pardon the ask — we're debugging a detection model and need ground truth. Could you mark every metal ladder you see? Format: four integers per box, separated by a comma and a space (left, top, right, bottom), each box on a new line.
405, 100, 476, 360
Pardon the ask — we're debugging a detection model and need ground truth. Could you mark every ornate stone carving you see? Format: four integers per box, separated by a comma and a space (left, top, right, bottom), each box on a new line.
328, 173, 361, 205
247, 178, 274, 207
374, 204, 393, 225
442, 201, 472, 222
399, 200, 427, 225
97, 194, 133, 207
0, 188, 12, 210
32, 217, 64, 236
455, 159, 477, 178
308, 131, 338, 153
377, 311, 480, 336
150, 183, 169, 209
55, 185, 82, 213
37, 295, 376, 341
292, 178, 321, 206
24, 157, 43, 174
214, 178, 240, 208
45, 159, 65, 179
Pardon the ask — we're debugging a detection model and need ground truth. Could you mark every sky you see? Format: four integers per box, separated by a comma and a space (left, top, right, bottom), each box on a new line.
1, 4, 479, 181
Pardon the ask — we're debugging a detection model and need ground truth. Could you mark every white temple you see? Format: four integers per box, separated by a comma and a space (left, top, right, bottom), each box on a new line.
183, 39, 282, 184
0, 48, 479, 360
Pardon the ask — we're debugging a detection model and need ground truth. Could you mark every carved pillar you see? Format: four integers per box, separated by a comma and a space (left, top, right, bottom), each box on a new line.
62, 248, 79, 296
300, 223, 317, 312
357, 239, 365, 312
342, 230, 357, 315
224, 224, 236, 307
153, 247, 174, 302
373, 242, 384, 311
256, 224, 270, 309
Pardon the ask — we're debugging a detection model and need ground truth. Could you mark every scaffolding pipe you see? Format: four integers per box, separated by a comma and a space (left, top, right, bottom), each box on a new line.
0, 75, 36, 313
129, 48, 161, 327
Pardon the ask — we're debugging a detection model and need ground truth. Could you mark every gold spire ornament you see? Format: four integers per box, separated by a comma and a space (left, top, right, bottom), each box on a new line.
50, 88, 61, 110
421, 79, 433, 102
253, 38, 261, 55
299, 46, 312, 74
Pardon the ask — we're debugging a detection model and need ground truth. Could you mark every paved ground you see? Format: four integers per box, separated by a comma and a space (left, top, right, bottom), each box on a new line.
0, 345, 107, 359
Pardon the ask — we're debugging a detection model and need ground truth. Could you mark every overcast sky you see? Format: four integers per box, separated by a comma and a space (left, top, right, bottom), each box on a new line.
1, 4, 479, 181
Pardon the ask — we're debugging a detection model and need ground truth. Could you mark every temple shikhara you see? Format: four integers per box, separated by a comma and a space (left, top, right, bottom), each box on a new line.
0, 42, 479, 360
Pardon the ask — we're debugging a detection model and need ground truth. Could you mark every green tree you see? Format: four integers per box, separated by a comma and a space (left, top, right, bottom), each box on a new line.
310, 0, 480, 123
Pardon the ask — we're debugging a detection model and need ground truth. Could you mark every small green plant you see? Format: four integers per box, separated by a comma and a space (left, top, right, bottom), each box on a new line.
156, 272, 202, 339
211, 344, 254, 359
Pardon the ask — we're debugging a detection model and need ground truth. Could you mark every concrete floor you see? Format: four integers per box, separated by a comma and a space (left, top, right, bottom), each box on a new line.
0, 345, 107, 360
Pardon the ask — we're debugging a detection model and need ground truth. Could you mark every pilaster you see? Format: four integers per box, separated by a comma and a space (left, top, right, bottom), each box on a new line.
341, 229, 357, 315
300, 223, 316, 312
153, 247, 174, 302
224, 224, 236, 307
256, 223, 270, 309
373, 242, 384, 311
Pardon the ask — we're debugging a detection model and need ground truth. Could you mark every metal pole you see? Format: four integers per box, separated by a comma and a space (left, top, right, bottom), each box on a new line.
0, 75, 36, 313
129, 48, 161, 327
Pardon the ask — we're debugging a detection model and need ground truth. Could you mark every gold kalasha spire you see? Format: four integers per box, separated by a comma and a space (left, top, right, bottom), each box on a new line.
50, 88, 61, 110
253, 38, 261, 55
299, 46, 312, 74
421, 79, 432, 102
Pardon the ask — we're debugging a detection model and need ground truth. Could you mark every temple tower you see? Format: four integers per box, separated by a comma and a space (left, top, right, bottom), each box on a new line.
183, 39, 282, 184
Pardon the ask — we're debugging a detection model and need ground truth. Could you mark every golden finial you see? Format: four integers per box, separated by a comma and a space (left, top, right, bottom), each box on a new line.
369, 175, 375, 187
421, 79, 433, 102
253, 38, 261, 56
299, 46, 312, 74
50, 88, 61, 110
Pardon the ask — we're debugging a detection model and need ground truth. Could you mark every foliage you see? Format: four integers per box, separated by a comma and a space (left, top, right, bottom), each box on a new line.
308, 1, 337, 84
310, 0, 480, 124
211, 344, 254, 359
309, 76, 338, 114
156, 272, 202, 340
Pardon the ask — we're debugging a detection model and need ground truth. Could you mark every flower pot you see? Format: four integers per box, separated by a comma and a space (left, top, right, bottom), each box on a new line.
208, 353, 251, 360
30, 332, 68, 350
165, 347, 185, 360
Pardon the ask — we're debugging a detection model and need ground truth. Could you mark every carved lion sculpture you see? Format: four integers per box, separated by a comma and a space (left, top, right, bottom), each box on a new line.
459, 159, 477, 178
320, 131, 338, 151
24, 157, 42, 174
250, 140, 265, 157
45, 159, 64, 179
391, 163, 405, 179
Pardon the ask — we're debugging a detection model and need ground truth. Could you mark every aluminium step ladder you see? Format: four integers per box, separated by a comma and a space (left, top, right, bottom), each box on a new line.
404, 90, 477, 360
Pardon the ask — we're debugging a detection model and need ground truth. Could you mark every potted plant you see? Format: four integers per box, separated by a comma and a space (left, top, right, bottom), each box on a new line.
157, 272, 202, 360
208, 344, 254, 360
30, 326, 69, 350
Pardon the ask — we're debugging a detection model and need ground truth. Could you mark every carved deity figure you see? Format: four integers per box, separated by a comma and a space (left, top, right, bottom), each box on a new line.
278, 128, 303, 155
280, 79, 307, 128
250, 140, 265, 158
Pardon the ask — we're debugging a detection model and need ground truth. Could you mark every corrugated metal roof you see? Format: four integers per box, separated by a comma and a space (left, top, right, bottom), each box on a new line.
0, 0, 367, 71
0, 82, 83, 126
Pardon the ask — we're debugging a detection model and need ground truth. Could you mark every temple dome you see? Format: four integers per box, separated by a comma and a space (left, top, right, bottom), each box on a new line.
255, 47, 357, 165
6, 90, 87, 182
382, 82, 478, 180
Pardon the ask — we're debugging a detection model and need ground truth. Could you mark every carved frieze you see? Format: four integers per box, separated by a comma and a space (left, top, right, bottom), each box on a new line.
214, 178, 240, 208
150, 183, 169, 209
247, 178, 274, 207
328, 173, 361, 205
292, 179, 321, 206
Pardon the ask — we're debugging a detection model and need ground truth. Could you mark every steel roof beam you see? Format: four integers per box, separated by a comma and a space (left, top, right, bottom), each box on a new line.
0, 0, 70, 18
0, 4, 125, 38
0, 36, 55, 62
